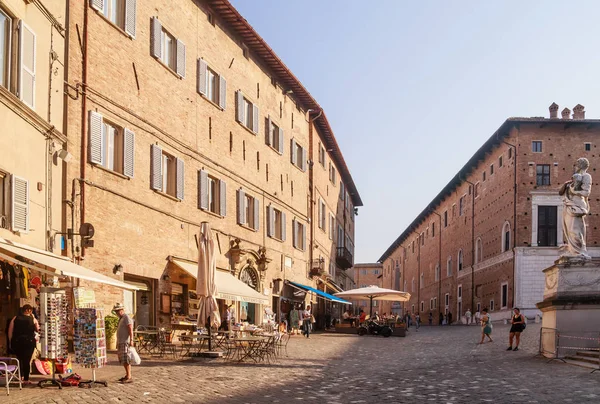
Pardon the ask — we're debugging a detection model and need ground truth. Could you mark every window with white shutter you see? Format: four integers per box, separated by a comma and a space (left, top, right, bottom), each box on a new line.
176, 157, 184, 200
151, 17, 183, 76
176, 39, 185, 78
198, 170, 225, 216
0, 7, 13, 90
151, 146, 180, 199
197, 59, 226, 109
151, 144, 162, 191
266, 116, 283, 155
89, 111, 134, 177
11, 175, 28, 233
236, 189, 246, 225
291, 140, 305, 171
293, 220, 305, 251
92, 0, 136, 38
329, 214, 335, 240
19, 21, 36, 109
236, 91, 258, 133
267, 206, 284, 240
318, 199, 326, 230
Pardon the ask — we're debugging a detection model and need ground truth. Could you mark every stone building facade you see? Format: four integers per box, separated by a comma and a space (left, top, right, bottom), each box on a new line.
380, 104, 600, 323
63, 0, 361, 327
350, 263, 384, 314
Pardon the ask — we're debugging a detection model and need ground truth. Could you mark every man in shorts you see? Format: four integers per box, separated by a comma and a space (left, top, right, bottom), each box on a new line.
114, 303, 134, 383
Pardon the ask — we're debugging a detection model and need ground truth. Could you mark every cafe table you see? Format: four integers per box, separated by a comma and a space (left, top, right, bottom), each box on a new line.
179, 334, 210, 357
135, 330, 160, 355
231, 336, 266, 363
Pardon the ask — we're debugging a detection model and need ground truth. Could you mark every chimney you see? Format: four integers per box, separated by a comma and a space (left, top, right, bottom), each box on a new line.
573, 104, 585, 119
561, 108, 571, 119
549, 102, 559, 118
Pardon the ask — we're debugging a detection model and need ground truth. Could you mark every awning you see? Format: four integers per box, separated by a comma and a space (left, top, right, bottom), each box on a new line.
171, 258, 269, 305
287, 281, 352, 304
0, 238, 139, 290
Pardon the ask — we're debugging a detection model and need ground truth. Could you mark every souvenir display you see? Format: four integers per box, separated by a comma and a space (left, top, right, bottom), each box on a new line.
39, 290, 69, 360
73, 308, 107, 368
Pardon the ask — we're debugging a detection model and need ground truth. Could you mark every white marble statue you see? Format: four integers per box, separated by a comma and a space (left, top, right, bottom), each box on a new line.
559, 157, 592, 259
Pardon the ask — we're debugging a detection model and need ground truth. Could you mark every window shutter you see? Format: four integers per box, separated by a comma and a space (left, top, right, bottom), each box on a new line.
176, 39, 186, 78
150, 144, 162, 190
252, 104, 259, 134
281, 212, 286, 241
19, 22, 36, 109
278, 128, 284, 154
198, 169, 208, 210
123, 128, 135, 178
301, 222, 306, 250
236, 91, 244, 123
236, 189, 245, 225
124, 0, 137, 38
88, 111, 104, 165
266, 116, 272, 146
90, 0, 104, 11
219, 76, 227, 110
219, 180, 227, 217
150, 17, 162, 59
253, 198, 260, 231
197, 59, 207, 95
11, 176, 29, 233
301, 147, 307, 172
176, 158, 184, 200
292, 219, 297, 248
290, 139, 296, 165
267, 205, 274, 237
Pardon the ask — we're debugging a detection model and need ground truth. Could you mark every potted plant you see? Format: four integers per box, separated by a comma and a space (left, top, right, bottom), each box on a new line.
105, 315, 119, 350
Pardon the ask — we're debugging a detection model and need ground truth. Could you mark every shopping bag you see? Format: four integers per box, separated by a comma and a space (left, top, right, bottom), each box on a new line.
55, 357, 73, 374
128, 347, 141, 365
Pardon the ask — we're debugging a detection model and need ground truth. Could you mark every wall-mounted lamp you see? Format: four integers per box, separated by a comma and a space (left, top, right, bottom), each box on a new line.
112, 264, 123, 275
162, 274, 171, 281
55, 149, 73, 163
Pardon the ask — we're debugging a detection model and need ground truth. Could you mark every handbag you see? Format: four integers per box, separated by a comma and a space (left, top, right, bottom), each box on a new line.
128, 346, 141, 365
310, 315, 316, 324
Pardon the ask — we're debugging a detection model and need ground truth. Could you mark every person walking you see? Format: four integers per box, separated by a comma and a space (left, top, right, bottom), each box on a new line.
7, 304, 39, 383
507, 308, 526, 351
447, 312, 453, 325
113, 303, 134, 383
428, 312, 433, 326
465, 309, 472, 325
475, 309, 481, 326
479, 308, 493, 344
438, 312, 443, 326
302, 305, 312, 338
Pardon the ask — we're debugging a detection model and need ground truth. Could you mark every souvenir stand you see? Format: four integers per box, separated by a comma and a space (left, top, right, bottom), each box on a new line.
38, 288, 69, 389
73, 306, 108, 387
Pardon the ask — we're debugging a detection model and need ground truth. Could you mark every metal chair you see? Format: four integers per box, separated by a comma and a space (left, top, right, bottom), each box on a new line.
0, 357, 21, 396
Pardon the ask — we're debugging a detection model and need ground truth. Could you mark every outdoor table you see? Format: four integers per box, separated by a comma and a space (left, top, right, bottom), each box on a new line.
232, 336, 266, 363
135, 330, 160, 355
214, 331, 233, 349
179, 334, 210, 357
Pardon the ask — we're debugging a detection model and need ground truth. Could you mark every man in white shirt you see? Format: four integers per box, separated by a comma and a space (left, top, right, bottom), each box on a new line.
302, 305, 312, 338
474, 310, 481, 326
465, 309, 472, 325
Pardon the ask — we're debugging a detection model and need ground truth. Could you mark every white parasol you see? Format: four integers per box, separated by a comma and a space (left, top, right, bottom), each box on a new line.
334, 285, 411, 318
196, 222, 221, 331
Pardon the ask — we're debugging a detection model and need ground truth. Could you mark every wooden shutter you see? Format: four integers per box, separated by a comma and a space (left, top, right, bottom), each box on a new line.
253, 198, 260, 231
176, 39, 186, 78
292, 219, 297, 248
124, 0, 137, 38
219, 180, 226, 216
266, 116, 272, 146
236, 91, 244, 123
236, 189, 245, 224
281, 212, 286, 241
123, 128, 135, 178
89, 111, 104, 165
90, 0, 104, 11
301, 222, 306, 250
175, 158, 184, 199
150, 144, 162, 191
267, 205, 274, 237
301, 147, 307, 172
278, 128, 284, 154
197, 59, 207, 95
198, 169, 208, 210
150, 17, 162, 59
252, 104, 259, 134
290, 139, 296, 166
11, 176, 29, 233
219, 76, 227, 109
19, 22, 36, 109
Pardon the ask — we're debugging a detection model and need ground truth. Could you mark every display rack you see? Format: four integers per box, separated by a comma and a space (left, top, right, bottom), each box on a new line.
38, 288, 69, 389
73, 307, 108, 387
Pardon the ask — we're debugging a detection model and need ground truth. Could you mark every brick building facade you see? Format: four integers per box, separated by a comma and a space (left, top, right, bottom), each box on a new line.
62, 0, 361, 327
350, 263, 385, 314
380, 103, 600, 323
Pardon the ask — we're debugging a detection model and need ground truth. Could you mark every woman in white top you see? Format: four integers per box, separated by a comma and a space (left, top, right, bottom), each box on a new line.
302, 305, 312, 338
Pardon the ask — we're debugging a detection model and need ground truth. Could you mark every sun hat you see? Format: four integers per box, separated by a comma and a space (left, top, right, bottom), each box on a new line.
112, 303, 125, 313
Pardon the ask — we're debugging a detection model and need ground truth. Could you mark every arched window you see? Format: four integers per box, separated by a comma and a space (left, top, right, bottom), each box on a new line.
475, 238, 483, 263
435, 264, 440, 281
411, 277, 415, 292
502, 222, 511, 252
447, 256, 452, 276
458, 249, 463, 271
420, 273, 424, 289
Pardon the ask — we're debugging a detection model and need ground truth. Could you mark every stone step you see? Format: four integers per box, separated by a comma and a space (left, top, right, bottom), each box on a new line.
574, 351, 600, 359
563, 358, 600, 370
564, 355, 599, 366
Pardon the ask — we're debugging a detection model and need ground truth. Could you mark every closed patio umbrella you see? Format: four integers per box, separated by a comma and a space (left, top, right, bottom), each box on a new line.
335, 286, 410, 319
197, 222, 221, 349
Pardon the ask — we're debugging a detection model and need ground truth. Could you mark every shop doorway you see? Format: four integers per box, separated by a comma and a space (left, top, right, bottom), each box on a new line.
272, 296, 280, 322
240, 301, 256, 324
124, 276, 154, 327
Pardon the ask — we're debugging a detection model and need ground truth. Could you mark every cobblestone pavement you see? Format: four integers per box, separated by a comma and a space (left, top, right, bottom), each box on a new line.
3, 323, 600, 403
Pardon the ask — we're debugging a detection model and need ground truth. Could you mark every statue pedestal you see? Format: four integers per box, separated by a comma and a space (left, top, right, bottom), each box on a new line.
536, 258, 600, 358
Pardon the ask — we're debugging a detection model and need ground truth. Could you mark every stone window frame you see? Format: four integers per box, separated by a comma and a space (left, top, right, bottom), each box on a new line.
532, 140, 543, 153
530, 192, 563, 247
501, 221, 511, 252
500, 282, 509, 309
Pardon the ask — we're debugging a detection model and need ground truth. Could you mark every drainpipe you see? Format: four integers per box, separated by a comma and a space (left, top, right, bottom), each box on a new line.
417, 232, 421, 315
500, 137, 517, 308
459, 174, 476, 316
307, 109, 321, 314
430, 209, 442, 323
78, 2, 90, 258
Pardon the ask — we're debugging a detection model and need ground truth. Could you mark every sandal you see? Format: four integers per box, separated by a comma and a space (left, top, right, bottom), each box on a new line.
118, 376, 128, 382
121, 378, 133, 384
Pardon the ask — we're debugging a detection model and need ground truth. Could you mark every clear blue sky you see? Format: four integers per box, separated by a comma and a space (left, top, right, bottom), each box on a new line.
230, 0, 600, 263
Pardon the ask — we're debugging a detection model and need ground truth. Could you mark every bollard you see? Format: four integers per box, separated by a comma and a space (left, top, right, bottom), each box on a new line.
535, 314, 541, 324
